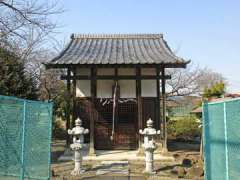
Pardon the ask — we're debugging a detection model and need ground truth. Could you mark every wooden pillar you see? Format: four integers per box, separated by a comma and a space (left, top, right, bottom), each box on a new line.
88, 67, 96, 156
136, 67, 143, 150
72, 67, 77, 128
156, 67, 161, 131
66, 68, 71, 146
113, 68, 118, 135
161, 67, 168, 152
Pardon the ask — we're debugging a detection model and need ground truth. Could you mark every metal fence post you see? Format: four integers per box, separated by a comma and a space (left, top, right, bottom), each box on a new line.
202, 102, 208, 180
48, 103, 53, 179
223, 102, 229, 180
21, 100, 27, 180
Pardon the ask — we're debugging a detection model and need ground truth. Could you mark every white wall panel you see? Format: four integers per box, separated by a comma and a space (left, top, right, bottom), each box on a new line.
141, 80, 157, 97
119, 80, 136, 98
97, 80, 114, 98
76, 80, 91, 97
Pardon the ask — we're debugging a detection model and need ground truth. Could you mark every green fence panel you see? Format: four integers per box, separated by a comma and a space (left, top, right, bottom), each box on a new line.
0, 97, 23, 179
203, 98, 240, 180
0, 95, 53, 180
225, 100, 240, 179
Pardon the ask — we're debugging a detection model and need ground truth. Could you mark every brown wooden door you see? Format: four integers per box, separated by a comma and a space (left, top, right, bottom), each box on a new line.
113, 100, 137, 149
94, 99, 137, 150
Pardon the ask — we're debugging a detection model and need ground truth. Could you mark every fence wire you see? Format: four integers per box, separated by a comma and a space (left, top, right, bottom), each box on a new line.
203, 98, 240, 180
0, 95, 53, 180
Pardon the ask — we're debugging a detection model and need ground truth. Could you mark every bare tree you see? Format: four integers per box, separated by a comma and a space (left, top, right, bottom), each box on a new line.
166, 64, 202, 96
196, 68, 226, 90
38, 69, 64, 101
0, 0, 63, 60
0, 0, 64, 98
36, 39, 68, 101
166, 63, 226, 97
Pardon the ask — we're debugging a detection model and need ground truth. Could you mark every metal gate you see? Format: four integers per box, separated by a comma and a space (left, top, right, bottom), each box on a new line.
203, 98, 240, 180
0, 95, 53, 180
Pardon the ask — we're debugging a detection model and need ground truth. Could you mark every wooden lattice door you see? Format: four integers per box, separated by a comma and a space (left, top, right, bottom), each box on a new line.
94, 99, 138, 150
113, 100, 137, 149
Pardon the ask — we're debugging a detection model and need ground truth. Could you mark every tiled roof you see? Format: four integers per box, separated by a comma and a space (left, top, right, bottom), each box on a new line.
47, 34, 189, 66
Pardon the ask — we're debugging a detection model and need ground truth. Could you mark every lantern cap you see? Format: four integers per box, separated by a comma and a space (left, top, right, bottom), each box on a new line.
147, 118, 153, 127
75, 117, 82, 126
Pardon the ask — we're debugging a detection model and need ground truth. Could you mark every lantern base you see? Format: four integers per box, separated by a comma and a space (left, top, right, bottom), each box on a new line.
71, 169, 86, 176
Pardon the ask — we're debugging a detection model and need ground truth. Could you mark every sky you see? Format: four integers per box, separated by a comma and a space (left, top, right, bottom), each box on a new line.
53, 0, 240, 92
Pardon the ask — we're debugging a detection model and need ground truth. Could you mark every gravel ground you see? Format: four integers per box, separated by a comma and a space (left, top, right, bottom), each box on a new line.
51, 140, 203, 180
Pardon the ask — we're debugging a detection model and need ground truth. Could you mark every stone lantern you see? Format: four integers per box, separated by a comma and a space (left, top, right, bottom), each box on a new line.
139, 118, 160, 174
68, 117, 89, 175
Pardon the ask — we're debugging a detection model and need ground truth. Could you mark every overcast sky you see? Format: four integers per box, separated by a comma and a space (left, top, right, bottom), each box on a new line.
53, 0, 240, 92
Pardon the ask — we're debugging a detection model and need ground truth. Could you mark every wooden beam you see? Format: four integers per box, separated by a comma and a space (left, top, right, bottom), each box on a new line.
66, 68, 71, 146
88, 67, 96, 156
61, 75, 171, 80
161, 67, 168, 152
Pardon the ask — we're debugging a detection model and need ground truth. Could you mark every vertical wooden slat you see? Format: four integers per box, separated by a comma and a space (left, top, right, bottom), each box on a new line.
89, 67, 96, 156
161, 67, 168, 152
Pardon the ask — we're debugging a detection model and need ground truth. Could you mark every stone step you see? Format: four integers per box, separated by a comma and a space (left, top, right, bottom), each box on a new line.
101, 161, 129, 166
95, 161, 130, 176
96, 169, 129, 175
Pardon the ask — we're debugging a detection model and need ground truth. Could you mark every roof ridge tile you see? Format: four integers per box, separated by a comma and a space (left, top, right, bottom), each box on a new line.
71, 33, 163, 39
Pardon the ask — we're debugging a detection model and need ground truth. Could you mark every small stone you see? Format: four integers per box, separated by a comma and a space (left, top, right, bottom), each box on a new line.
187, 167, 204, 178
171, 166, 178, 174
171, 166, 186, 178
196, 159, 204, 168
182, 158, 192, 167
173, 153, 180, 159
